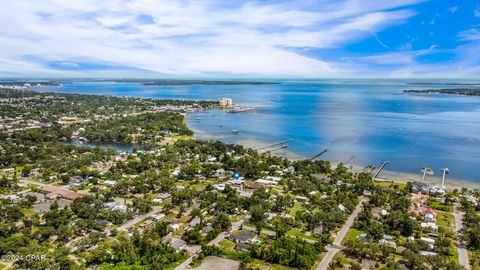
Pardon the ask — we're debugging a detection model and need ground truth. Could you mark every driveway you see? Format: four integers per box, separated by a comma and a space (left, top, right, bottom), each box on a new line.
316, 197, 366, 270
454, 202, 470, 269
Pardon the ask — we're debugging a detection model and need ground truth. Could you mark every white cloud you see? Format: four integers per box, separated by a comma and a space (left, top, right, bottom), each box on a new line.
448, 6, 458, 13
475, 5, 480, 17
458, 29, 480, 41
0, 0, 452, 77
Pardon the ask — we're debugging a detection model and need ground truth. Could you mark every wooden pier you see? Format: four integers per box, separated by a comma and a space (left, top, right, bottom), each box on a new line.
310, 149, 328, 160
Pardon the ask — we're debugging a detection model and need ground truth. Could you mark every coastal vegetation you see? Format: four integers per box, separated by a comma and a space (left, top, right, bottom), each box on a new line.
403, 88, 480, 96
0, 87, 473, 270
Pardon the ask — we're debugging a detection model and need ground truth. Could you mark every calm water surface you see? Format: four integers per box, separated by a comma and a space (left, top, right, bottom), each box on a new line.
39, 80, 480, 182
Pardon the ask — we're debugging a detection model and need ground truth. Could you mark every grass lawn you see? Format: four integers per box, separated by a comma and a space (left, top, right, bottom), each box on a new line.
178, 215, 190, 223
467, 250, 480, 270
165, 134, 194, 141
21, 208, 36, 217
0, 263, 5, 269
165, 212, 177, 220
219, 239, 236, 251
289, 202, 303, 216
451, 242, 459, 262
428, 199, 454, 212
188, 182, 208, 191
437, 212, 455, 228
330, 251, 357, 268
374, 180, 406, 189
286, 228, 318, 241
230, 214, 244, 222
341, 228, 362, 245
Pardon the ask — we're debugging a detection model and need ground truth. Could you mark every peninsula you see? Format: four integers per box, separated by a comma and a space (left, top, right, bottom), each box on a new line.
403, 88, 480, 96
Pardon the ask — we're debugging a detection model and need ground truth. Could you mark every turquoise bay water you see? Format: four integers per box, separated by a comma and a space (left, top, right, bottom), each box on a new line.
39, 79, 480, 183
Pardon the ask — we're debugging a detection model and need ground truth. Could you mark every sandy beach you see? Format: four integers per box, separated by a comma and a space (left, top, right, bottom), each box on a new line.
192, 133, 480, 190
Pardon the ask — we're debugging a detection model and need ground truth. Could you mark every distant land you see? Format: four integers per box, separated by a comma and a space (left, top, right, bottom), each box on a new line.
0, 80, 61, 86
403, 88, 480, 96
405, 82, 480, 86
115, 79, 280, 86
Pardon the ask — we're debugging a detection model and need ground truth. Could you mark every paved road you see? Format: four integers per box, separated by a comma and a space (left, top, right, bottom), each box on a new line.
117, 206, 163, 232
19, 178, 92, 196
454, 202, 470, 269
174, 255, 195, 270
316, 198, 366, 270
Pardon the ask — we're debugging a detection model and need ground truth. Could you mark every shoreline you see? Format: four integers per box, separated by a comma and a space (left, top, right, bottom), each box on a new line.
187, 115, 480, 190
17, 86, 480, 191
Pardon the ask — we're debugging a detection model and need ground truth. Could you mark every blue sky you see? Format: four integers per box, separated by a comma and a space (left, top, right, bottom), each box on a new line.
0, 0, 479, 78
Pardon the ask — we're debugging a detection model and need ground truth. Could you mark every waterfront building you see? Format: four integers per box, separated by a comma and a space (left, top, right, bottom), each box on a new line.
218, 97, 233, 107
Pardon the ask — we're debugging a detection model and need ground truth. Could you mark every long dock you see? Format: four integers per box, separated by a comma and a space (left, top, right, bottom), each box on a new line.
310, 149, 327, 160
200, 130, 239, 135
373, 160, 390, 178
263, 144, 288, 153
255, 139, 294, 150
343, 155, 356, 164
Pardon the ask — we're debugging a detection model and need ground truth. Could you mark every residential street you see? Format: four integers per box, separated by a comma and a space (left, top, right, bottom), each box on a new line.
117, 206, 163, 232
454, 202, 470, 269
316, 197, 366, 270
19, 178, 92, 196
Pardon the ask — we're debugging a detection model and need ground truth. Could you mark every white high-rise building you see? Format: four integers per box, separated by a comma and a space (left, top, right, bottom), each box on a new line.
218, 97, 233, 107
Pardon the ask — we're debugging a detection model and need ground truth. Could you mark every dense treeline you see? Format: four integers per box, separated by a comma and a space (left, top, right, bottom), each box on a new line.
82, 112, 192, 144
251, 236, 324, 269
88, 227, 187, 269
0, 88, 217, 120
461, 196, 480, 267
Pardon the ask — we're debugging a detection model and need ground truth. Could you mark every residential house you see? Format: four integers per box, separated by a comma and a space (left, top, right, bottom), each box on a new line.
296, 196, 308, 203
236, 243, 251, 252
420, 237, 435, 250
153, 192, 172, 204
104, 180, 117, 187
421, 222, 438, 231
421, 208, 437, 222
228, 231, 258, 244
189, 217, 201, 228
254, 179, 278, 186
378, 239, 397, 249
411, 182, 430, 195
104, 201, 127, 212
165, 237, 187, 252
313, 224, 324, 235
95, 219, 112, 227
372, 207, 388, 219
152, 214, 165, 222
